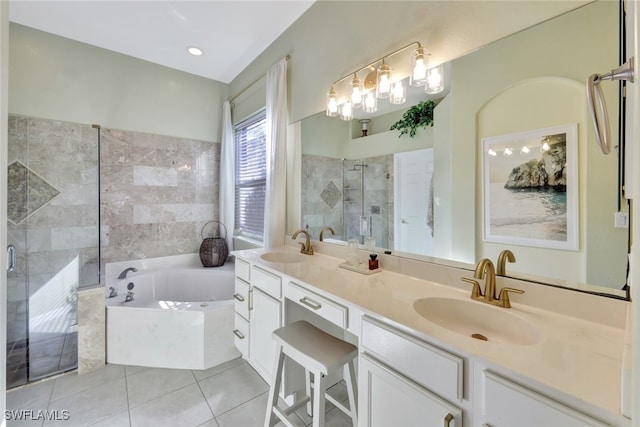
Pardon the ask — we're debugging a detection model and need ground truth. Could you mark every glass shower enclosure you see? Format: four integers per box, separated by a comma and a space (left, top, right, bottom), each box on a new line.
6, 115, 99, 388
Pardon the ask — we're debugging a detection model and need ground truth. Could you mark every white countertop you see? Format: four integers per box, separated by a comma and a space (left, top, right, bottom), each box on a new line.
233, 245, 628, 418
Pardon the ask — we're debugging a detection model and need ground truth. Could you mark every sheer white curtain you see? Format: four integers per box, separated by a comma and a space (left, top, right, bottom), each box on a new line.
219, 100, 235, 251
263, 58, 288, 249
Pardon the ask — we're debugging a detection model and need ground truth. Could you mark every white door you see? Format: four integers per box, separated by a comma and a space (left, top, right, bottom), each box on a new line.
249, 286, 282, 381
394, 149, 434, 256
359, 353, 462, 427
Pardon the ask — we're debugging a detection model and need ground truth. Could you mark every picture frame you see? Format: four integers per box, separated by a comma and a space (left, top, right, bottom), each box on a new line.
482, 123, 578, 251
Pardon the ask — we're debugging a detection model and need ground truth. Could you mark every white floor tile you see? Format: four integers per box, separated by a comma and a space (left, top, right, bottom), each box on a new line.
126, 367, 196, 407
198, 363, 268, 416
44, 378, 128, 427
50, 364, 125, 402
192, 357, 245, 382
88, 410, 131, 427
129, 383, 214, 427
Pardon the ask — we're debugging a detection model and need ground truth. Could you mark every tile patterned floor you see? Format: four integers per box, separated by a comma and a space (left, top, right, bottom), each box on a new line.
6, 357, 354, 427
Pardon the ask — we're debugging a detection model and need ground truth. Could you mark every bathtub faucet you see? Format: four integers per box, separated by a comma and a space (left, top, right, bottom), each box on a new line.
108, 287, 118, 298
125, 282, 135, 302
118, 267, 138, 280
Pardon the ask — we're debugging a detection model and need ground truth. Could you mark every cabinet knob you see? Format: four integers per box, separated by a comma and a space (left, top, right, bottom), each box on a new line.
444, 413, 454, 427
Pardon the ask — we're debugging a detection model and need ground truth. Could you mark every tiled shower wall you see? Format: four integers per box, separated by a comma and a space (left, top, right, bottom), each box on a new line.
301, 154, 343, 240
100, 128, 220, 274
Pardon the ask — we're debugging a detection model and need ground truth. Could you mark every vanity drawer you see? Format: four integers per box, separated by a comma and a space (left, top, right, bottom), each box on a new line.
252, 266, 281, 299
286, 281, 347, 329
361, 316, 464, 403
234, 278, 250, 320
482, 370, 609, 427
235, 257, 251, 282
233, 313, 249, 358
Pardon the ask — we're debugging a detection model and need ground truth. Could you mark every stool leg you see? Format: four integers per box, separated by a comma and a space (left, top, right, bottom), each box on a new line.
312, 371, 327, 427
305, 369, 313, 417
264, 343, 285, 427
344, 360, 358, 427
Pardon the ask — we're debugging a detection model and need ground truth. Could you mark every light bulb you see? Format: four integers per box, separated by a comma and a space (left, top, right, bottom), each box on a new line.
411, 46, 428, 86
340, 102, 353, 121
351, 74, 362, 108
541, 142, 550, 152
363, 92, 378, 113
520, 146, 530, 154
503, 147, 513, 156
425, 64, 444, 94
376, 62, 392, 99
488, 149, 497, 157
326, 87, 338, 117
389, 81, 406, 105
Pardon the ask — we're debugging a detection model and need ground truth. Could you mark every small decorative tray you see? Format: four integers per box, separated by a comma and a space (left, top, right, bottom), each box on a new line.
339, 262, 381, 275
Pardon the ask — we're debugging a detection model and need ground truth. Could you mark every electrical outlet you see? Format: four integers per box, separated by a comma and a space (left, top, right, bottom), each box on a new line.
615, 212, 629, 228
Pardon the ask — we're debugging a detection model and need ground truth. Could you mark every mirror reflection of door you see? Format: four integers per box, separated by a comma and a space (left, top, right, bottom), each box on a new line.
394, 149, 434, 256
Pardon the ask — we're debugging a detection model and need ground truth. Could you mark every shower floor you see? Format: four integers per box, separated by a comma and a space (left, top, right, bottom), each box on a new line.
6, 331, 78, 389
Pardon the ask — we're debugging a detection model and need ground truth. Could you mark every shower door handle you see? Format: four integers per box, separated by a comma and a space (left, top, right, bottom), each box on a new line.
6, 245, 16, 273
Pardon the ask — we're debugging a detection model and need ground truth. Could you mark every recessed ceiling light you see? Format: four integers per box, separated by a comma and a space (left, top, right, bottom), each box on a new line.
187, 46, 204, 56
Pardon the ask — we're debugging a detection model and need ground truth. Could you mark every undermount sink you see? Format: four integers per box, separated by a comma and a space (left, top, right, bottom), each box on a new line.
260, 251, 308, 264
413, 297, 541, 346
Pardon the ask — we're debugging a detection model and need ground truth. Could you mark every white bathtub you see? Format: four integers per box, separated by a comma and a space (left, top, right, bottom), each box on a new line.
105, 254, 240, 370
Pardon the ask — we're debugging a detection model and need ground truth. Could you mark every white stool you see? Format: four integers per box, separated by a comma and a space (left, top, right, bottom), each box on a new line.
264, 320, 358, 427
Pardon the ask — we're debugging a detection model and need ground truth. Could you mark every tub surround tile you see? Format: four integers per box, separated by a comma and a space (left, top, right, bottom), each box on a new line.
132, 166, 178, 187
78, 287, 105, 374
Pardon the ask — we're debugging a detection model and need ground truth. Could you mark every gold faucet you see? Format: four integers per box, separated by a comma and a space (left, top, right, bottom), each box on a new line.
497, 249, 516, 276
461, 258, 524, 308
292, 229, 314, 255
475, 258, 497, 302
319, 226, 335, 242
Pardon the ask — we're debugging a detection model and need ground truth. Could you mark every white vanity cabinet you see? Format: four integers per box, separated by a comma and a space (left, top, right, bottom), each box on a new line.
478, 369, 611, 427
233, 257, 251, 358
248, 265, 283, 381
359, 316, 465, 426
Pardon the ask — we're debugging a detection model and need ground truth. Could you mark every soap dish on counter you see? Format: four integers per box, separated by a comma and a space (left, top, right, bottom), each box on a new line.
339, 262, 381, 275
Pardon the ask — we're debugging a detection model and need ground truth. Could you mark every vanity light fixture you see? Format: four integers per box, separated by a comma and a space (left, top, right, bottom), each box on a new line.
324, 41, 443, 119
187, 46, 204, 56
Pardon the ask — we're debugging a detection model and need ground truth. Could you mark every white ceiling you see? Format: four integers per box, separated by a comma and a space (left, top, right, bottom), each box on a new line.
8, 0, 315, 84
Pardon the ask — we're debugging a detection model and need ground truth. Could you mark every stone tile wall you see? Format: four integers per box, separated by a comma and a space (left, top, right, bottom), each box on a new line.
100, 127, 220, 275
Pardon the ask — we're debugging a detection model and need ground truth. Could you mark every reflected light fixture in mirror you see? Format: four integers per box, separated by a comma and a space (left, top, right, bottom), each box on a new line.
324, 41, 445, 118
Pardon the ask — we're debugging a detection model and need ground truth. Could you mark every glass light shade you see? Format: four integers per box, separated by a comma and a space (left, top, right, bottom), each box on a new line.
363, 92, 378, 113
376, 62, 392, 99
520, 146, 530, 155
326, 87, 338, 117
541, 142, 551, 152
425, 64, 445, 94
351, 74, 362, 108
503, 147, 513, 157
487, 148, 497, 157
410, 47, 428, 86
389, 80, 407, 105
340, 101, 354, 121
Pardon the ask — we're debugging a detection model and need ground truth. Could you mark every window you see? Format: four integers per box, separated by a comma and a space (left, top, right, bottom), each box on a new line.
234, 111, 267, 241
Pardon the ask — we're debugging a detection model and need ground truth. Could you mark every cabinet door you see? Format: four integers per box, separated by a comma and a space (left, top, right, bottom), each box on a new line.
482, 371, 609, 427
359, 353, 462, 427
249, 286, 282, 381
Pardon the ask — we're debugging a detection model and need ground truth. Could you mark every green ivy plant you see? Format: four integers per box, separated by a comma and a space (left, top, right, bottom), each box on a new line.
389, 100, 436, 138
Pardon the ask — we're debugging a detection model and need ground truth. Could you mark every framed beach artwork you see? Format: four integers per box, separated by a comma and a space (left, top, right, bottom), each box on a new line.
482, 123, 578, 251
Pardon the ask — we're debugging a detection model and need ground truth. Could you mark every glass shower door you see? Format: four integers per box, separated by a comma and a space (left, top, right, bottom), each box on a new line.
6, 114, 99, 387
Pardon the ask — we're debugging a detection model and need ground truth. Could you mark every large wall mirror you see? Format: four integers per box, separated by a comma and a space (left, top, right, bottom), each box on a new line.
299, 0, 629, 298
